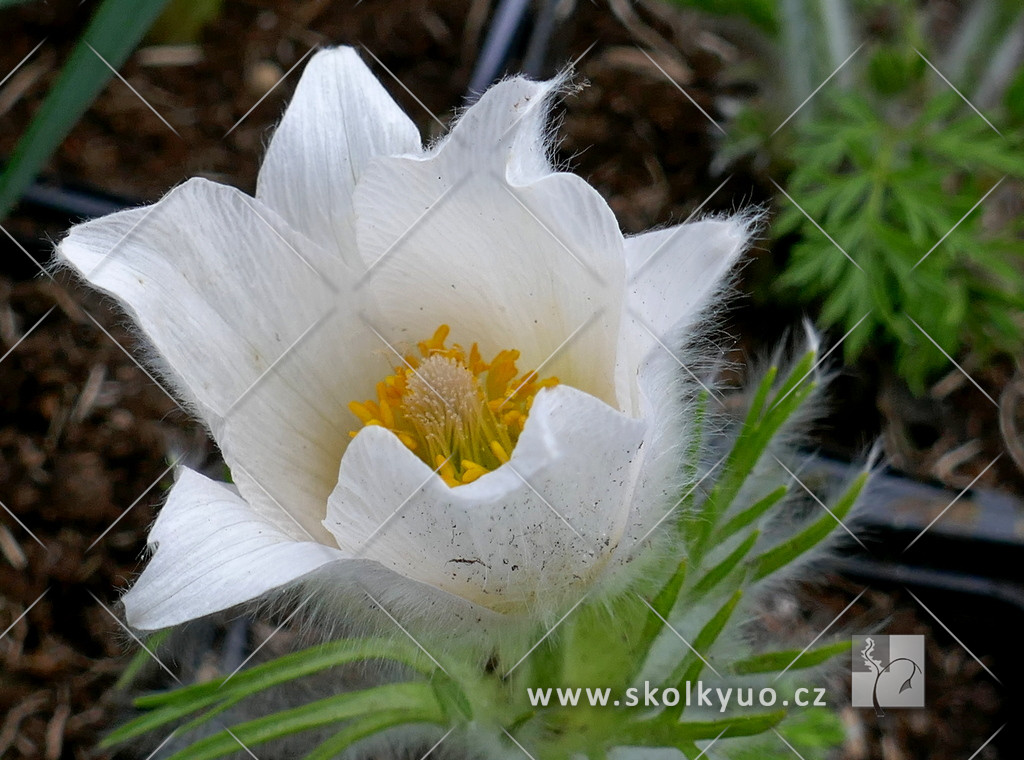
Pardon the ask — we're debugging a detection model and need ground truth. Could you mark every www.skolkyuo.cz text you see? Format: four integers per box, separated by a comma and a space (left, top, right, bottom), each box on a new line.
527, 682, 829, 712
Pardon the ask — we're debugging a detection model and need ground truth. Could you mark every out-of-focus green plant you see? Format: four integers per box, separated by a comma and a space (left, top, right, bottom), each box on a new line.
149, 0, 224, 45
668, 0, 780, 33
698, 0, 1024, 392
775, 90, 1024, 391
0, 0, 222, 220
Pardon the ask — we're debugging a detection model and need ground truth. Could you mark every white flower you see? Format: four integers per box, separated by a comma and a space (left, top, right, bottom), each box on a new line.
57, 48, 750, 633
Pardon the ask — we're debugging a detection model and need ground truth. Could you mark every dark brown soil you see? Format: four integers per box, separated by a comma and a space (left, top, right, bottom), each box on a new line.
0, 1, 1015, 758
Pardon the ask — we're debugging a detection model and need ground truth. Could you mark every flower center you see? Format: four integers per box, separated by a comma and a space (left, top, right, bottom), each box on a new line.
348, 325, 559, 487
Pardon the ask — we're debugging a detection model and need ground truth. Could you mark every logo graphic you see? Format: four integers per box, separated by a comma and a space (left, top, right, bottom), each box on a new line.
851, 635, 925, 715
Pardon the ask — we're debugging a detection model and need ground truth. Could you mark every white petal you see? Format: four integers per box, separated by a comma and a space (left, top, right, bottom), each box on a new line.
431, 74, 557, 180
123, 468, 343, 630
623, 217, 749, 330
58, 178, 387, 543
58, 178, 339, 417
353, 76, 627, 407
323, 385, 646, 614
256, 47, 421, 261
618, 217, 750, 412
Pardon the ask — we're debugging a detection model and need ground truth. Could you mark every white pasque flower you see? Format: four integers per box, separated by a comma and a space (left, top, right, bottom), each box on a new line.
58, 48, 750, 632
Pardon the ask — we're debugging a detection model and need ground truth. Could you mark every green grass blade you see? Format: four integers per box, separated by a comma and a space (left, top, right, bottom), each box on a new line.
679, 390, 710, 514
765, 351, 815, 412
710, 382, 815, 518
685, 590, 744, 684
752, 471, 867, 580
730, 640, 851, 675
137, 638, 434, 708
161, 682, 444, 760
714, 485, 788, 541
105, 691, 226, 747
744, 365, 779, 429
0, 0, 174, 219
304, 709, 443, 760
624, 709, 787, 746
665, 590, 743, 720
431, 673, 473, 721
692, 359, 816, 557
634, 558, 687, 663
106, 638, 434, 746
689, 531, 759, 598
172, 693, 246, 739
113, 629, 173, 691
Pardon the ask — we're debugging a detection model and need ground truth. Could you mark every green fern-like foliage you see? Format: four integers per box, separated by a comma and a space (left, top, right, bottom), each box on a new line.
775, 89, 1024, 392
705, 0, 1024, 393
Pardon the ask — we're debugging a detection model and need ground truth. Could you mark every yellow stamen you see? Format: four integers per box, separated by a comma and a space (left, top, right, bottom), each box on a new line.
347, 324, 558, 486
379, 396, 394, 428
348, 401, 376, 425
461, 467, 487, 484
489, 440, 510, 464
